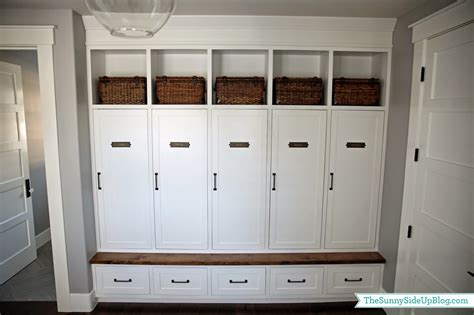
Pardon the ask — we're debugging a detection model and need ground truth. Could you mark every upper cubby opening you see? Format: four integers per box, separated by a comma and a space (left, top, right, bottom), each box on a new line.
90, 49, 147, 104
151, 49, 208, 104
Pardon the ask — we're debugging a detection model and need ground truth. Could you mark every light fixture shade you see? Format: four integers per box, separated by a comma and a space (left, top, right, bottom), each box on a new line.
85, 0, 176, 38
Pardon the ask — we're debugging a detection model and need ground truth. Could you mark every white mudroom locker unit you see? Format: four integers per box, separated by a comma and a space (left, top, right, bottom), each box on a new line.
84, 15, 394, 303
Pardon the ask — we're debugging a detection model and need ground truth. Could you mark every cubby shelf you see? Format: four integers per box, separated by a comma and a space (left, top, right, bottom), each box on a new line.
88, 49, 389, 110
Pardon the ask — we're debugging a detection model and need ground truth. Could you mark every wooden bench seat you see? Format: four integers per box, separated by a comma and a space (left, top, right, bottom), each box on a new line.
90, 252, 385, 265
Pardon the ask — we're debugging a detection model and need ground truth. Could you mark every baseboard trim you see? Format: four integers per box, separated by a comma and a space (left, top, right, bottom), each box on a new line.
35, 228, 51, 249
70, 289, 98, 312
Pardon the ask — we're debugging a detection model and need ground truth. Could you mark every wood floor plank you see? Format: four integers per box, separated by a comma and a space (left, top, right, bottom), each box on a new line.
0, 302, 386, 315
90, 251, 386, 265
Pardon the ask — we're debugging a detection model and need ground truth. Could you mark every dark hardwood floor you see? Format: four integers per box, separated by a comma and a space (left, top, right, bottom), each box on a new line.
0, 302, 385, 315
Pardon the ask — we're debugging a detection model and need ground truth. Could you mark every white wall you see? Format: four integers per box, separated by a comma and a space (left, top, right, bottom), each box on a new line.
0, 50, 50, 236
379, 0, 455, 292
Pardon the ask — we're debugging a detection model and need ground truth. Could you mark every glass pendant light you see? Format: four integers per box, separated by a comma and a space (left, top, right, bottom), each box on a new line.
85, 0, 176, 38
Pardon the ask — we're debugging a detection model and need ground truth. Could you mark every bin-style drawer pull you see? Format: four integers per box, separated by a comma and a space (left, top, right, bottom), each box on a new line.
344, 277, 363, 282
114, 278, 132, 283
111, 141, 131, 148
229, 142, 250, 148
229, 279, 248, 284
289, 142, 309, 148
171, 279, 190, 284
170, 141, 190, 148
287, 279, 306, 283
346, 142, 366, 148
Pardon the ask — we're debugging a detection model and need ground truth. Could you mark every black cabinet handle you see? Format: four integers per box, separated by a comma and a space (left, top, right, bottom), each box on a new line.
229, 279, 248, 284
272, 173, 276, 191
97, 172, 102, 190
468, 271, 474, 277
329, 172, 334, 190
287, 279, 306, 283
171, 279, 190, 284
154, 172, 159, 190
344, 278, 363, 282
213, 173, 217, 191
114, 278, 132, 283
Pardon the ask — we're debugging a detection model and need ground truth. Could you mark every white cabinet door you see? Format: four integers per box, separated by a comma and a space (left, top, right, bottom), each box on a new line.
269, 110, 326, 249
94, 110, 153, 249
325, 111, 384, 249
212, 110, 268, 250
152, 110, 208, 249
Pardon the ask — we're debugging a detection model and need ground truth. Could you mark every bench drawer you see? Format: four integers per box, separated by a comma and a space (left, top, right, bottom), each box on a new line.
95, 265, 150, 295
153, 267, 208, 296
270, 267, 323, 296
325, 265, 381, 294
211, 267, 266, 296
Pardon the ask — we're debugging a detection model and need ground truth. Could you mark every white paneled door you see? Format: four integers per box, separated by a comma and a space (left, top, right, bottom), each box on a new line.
0, 61, 36, 284
325, 110, 384, 249
152, 110, 208, 249
270, 110, 326, 249
212, 110, 267, 250
93, 110, 153, 249
408, 23, 473, 306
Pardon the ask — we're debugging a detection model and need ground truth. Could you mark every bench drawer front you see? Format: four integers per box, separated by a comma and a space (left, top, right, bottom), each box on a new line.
326, 265, 381, 294
270, 267, 323, 296
95, 266, 150, 295
211, 267, 266, 296
153, 267, 208, 296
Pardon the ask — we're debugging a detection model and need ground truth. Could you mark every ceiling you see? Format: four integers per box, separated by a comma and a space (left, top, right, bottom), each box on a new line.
0, 0, 431, 18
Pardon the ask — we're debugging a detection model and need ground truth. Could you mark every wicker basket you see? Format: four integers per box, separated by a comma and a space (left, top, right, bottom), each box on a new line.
333, 78, 380, 106
215, 76, 265, 105
156, 76, 206, 104
98, 76, 146, 104
274, 77, 323, 105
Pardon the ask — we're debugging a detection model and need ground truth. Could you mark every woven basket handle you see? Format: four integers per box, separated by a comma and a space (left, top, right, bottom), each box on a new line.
253, 76, 260, 86
103, 76, 110, 84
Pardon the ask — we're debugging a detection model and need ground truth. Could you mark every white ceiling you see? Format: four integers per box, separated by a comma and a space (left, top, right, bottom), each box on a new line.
0, 0, 431, 18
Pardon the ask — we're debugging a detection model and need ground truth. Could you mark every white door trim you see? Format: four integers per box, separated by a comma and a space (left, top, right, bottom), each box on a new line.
394, 0, 474, 296
0, 26, 72, 312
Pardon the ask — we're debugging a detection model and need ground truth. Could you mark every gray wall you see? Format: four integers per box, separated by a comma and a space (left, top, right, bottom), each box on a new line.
0, 9, 96, 294
379, 0, 455, 292
0, 50, 50, 235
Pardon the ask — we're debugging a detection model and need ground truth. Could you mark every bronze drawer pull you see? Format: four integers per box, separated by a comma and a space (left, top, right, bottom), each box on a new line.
344, 278, 363, 282
171, 279, 190, 284
229, 142, 250, 148
114, 278, 132, 283
170, 142, 190, 148
346, 142, 366, 148
229, 279, 248, 284
287, 279, 306, 283
289, 142, 309, 148
111, 141, 131, 148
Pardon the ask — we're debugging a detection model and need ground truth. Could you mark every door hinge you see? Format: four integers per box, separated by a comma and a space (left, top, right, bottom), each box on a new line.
407, 225, 413, 238
414, 148, 419, 162
25, 179, 31, 198
420, 67, 425, 82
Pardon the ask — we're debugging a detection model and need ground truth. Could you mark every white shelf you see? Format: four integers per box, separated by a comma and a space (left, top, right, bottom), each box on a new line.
90, 49, 147, 104
273, 50, 329, 105
212, 49, 269, 104
332, 51, 388, 107
151, 49, 208, 105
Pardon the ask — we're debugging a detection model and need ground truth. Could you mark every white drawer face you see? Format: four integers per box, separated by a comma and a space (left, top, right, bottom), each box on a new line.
153, 267, 208, 296
270, 267, 323, 296
211, 267, 266, 296
326, 265, 381, 294
95, 266, 150, 295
